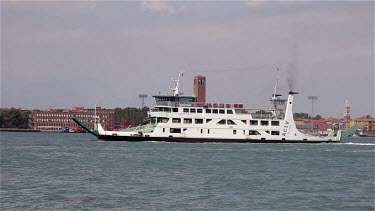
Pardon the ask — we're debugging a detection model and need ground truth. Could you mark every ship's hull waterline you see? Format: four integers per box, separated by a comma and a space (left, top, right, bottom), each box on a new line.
96, 135, 339, 143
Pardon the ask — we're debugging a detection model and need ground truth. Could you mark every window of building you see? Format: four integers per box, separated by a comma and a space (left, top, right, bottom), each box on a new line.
172, 108, 178, 112
233, 130, 237, 134
206, 119, 212, 123
250, 120, 258, 125
213, 109, 218, 114
201, 129, 203, 133
271, 131, 280, 135
184, 118, 192, 124
183, 108, 189, 113
206, 109, 212, 113
261, 121, 269, 126
218, 119, 226, 125
163, 128, 165, 133
197, 109, 203, 113
227, 120, 236, 125
172, 118, 181, 123
219, 109, 225, 114
170, 128, 181, 133
271, 121, 280, 126
195, 119, 204, 124
208, 129, 210, 134
241, 120, 247, 124
265, 131, 270, 134
249, 130, 261, 135
227, 110, 233, 114
190, 108, 196, 113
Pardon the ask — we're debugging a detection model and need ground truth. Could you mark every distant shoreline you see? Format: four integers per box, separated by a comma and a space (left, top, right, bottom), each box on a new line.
0, 129, 89, 133
0, 128, 41, 132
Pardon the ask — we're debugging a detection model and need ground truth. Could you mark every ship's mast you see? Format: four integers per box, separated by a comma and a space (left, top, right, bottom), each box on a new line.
171, 72, 183, 96
270, 68, 280, 115
272, 68, 280, 101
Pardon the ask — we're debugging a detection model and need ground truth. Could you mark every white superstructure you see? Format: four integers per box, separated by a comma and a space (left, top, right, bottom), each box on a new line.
91, 74, 341, 143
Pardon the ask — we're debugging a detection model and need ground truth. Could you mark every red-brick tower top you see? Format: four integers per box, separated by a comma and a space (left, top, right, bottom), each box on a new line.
194, 75, 206, 103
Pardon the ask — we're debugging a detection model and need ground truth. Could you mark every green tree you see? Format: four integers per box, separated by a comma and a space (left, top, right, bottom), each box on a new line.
114, 107, 149, 126
313, 115, 323, 120
0, 108, 31, 129
293, 112, 310, 119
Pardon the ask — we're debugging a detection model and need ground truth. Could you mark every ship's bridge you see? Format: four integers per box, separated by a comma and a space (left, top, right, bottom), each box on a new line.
153, 94, 198, 107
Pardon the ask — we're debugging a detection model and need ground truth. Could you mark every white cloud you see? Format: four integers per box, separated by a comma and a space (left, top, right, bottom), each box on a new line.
140, 1, 176, 14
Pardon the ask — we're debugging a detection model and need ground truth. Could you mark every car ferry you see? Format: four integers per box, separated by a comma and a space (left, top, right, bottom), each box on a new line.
73, 73, 344, 143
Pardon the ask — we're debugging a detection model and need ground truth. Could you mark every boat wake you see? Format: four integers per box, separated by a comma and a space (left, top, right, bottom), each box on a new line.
342, 142, 375, 146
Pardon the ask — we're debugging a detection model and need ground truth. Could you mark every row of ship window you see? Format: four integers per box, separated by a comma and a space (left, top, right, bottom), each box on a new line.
162, 128, 280, 135
158, 118, 280, 126
155, 107, 237, 114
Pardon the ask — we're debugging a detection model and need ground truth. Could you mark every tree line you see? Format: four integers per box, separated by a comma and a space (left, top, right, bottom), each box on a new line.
0, 108, 31, 129
293, 112, 323, 120
114, 107, 149, 126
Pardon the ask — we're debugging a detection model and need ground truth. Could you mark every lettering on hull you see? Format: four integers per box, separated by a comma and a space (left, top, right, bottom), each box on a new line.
282, 120, 291, 136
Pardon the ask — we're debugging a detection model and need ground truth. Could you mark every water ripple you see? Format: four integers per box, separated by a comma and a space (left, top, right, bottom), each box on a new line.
1, 132, 374, 210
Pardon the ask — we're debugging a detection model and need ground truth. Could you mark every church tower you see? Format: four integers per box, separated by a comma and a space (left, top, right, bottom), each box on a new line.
344, 99, 351, 121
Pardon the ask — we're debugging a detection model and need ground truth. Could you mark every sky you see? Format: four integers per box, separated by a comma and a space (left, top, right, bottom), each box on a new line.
1, 1, 374, 118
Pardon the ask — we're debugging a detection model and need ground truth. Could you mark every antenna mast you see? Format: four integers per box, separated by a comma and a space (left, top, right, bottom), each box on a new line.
138, 94, 148, 108
272, 68, 280, 100
308, 96, 318, 132
171, 72, 184, 96
270, 68, 281, 116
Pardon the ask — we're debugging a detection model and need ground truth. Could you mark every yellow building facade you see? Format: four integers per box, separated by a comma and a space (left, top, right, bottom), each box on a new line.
349, 118, 375, 132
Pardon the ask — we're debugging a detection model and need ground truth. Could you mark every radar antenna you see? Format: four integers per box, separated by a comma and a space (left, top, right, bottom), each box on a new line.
170, 72, 184, 96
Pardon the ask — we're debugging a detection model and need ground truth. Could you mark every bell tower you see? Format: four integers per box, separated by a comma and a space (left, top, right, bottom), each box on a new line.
344, 99, 351, 121
194, 75, 206, 103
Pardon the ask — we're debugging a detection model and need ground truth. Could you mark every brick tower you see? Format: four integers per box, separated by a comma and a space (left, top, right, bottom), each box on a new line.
194, 75, 206, 103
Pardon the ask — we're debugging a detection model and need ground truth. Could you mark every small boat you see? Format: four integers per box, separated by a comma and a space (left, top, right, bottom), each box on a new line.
73, 72, 352, 143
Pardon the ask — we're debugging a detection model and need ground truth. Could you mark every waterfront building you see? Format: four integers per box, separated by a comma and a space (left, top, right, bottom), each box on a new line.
295, 118, 331, 131
33, 107, 114, 131
349, 118, 375, 134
